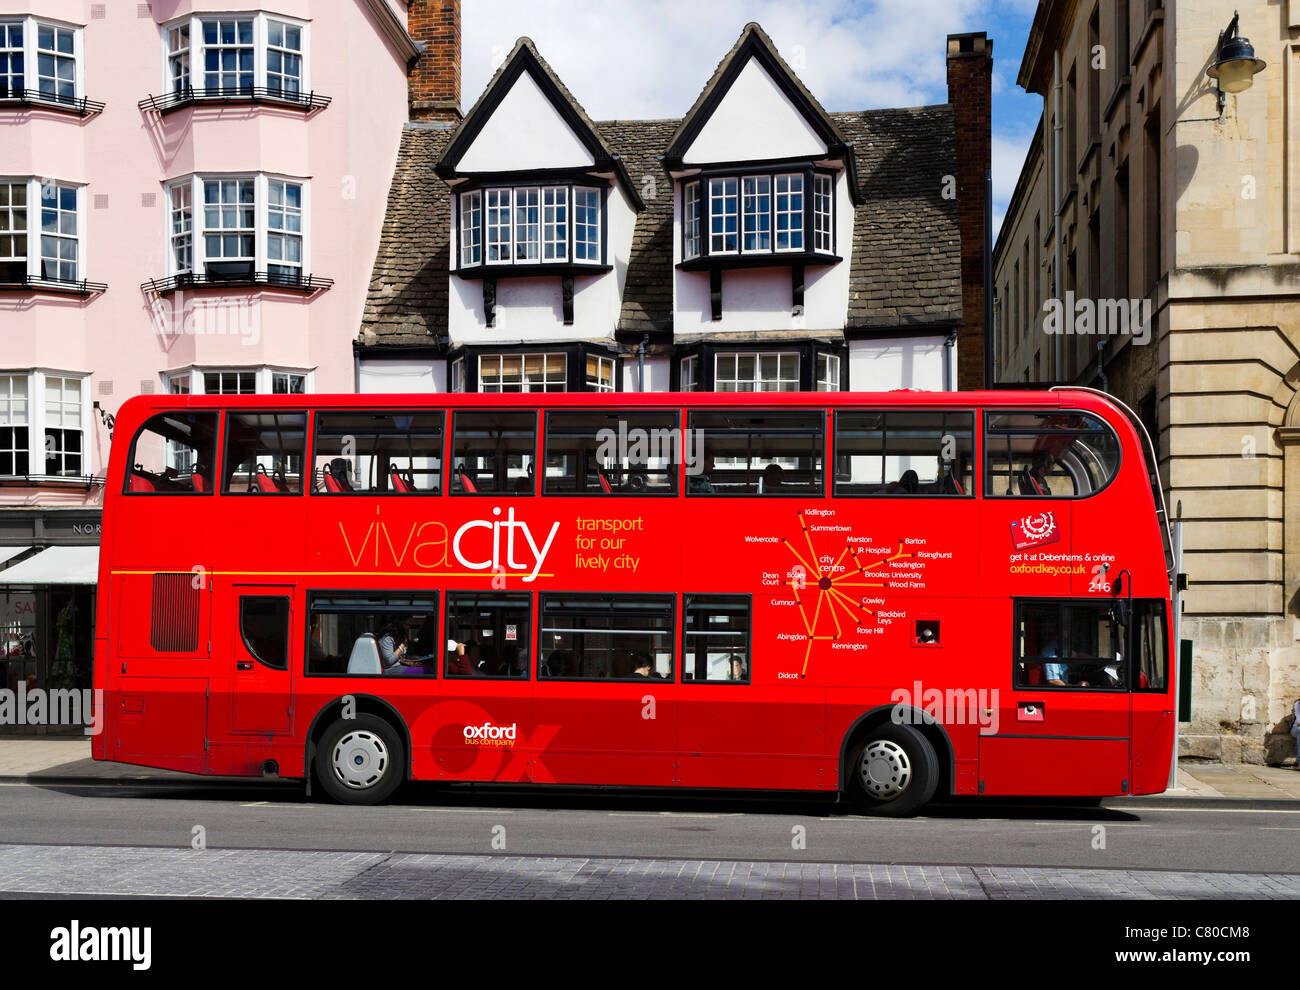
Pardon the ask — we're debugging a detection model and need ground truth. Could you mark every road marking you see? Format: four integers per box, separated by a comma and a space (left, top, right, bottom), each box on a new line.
1116, 806, 1300, 814
1260, 827, 1300, 831
607, 812, 742, 819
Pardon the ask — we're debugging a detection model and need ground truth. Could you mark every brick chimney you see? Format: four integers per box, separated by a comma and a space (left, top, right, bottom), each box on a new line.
946, 32, 992, 390
407, 0, 461, 122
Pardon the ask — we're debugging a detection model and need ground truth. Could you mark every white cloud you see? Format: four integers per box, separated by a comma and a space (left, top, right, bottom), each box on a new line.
991, 125, 1038, 239
463, 0, 993, 120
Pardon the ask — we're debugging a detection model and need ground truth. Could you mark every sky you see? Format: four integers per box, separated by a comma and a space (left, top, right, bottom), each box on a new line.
461, 0, 1044, 236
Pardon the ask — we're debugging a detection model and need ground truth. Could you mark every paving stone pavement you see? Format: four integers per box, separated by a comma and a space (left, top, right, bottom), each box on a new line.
1, 844, 1298, 899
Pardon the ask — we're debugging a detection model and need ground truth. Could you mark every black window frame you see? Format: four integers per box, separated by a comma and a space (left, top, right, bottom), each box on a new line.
542, 408, 682, 498
537, 591, 676, 682
832, 408, 976, 499
681, 593, 753, 685
123, 409, 221, 496
984, 409, 1122, 500
239, 594, 291, 671
443, 589, 533, 680
1012, 597, 1134, 692
310, 409, 446, 497
303, 590, 442, 679
686, 408, 826, 499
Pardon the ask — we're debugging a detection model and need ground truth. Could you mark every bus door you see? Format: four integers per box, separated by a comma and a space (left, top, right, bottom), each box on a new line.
230, 585, 295, 734
110, 568, 213, 772
1129, 598, 1175, 792
980, 599, 1130, 796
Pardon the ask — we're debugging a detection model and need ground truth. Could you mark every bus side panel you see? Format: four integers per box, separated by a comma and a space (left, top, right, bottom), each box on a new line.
978, 737, 1129, 796
110, 676, 208, 774
1130, 708, 1174, 794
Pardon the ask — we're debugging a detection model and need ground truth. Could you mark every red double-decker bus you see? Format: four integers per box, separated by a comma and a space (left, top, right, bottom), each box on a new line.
92, 388, 1174, 815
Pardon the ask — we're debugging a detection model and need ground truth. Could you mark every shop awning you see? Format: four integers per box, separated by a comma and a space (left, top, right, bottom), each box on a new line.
0, 546, 30, 568
0, 546, 99, 585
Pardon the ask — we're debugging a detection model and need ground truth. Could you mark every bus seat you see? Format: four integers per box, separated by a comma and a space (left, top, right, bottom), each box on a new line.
1026, 663, 1044, 685
598, 471, 612, 494
346, 633, 381, 675
322, 465, 343, 493
1017, 468, 1047, 497
129, 471, 156, 492
459, 471, 478, 493
328, 458, 354, 493
191, 472, 207, 493
390, 469, 414, 493
944, 472, 964, 495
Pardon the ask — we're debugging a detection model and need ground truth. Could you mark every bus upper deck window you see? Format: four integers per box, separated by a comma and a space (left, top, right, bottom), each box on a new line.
223, 412, 307, 495
833, 410, 973, 497
543, 410, 680, 496
985, 411, 1119, 498
125, 412, 219, 495
451, 411, 536, 496
313, 411, 443, 495
687, 411, 823, 497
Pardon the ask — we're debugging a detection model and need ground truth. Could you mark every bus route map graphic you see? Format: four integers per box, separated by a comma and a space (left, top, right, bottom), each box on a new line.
780, 510, 916, 677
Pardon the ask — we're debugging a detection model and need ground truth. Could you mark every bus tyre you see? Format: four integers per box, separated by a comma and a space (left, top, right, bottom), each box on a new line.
317, 715, 405, 805
846, 724, 939, 817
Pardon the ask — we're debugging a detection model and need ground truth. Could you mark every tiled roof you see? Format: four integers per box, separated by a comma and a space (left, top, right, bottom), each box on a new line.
833, 106, 963, 331
358, 122, 455, 349
359, 111, 963, 345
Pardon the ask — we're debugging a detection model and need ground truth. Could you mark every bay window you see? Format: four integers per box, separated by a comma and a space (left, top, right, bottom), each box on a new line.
155, 13, 312, 107
463, 184, 603, 271
817, 353, 842, 392
165, 174, 310, 284
585, 355, 615, 392
479, 354, 566, 393
166, 367, 311, 396
0, 371, 87, 480
0, 17, 90, 111
0, 179, 89, 288
450, 345, 619, 393
687, 168, 836, 263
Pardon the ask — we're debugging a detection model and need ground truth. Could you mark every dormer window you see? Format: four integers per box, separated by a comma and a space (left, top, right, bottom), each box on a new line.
457, 183, 605, 274
681, 167, 837, 267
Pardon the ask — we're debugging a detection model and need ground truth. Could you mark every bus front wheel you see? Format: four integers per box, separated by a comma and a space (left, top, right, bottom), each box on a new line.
316, 714, 405, 805
845, 724, 938, 817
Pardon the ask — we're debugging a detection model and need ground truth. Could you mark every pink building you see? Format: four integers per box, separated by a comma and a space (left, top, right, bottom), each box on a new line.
0, 0, 433, 701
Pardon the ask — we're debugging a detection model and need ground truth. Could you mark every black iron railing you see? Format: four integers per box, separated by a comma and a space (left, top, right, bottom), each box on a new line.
0, 274, 107, 296
0, 88, 105, 117
141, 271, 333, 294
138, 86, 331, 115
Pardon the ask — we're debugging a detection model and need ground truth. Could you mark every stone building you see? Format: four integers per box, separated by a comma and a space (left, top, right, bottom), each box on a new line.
994, 0, 1300, 762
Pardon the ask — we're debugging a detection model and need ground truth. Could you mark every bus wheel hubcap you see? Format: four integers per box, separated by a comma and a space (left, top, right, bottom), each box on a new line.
332, 731, 389, 790
860, 740, 911, 799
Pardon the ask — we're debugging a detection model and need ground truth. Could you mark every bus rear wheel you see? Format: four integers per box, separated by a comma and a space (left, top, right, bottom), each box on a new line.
316, 714, 405, 805
846, 724, 938, 817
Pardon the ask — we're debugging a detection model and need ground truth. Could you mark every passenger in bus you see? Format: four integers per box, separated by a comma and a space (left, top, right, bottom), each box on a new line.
447, 639, 481, 677
727, 655, 747, 681
1019, 452, 1055, 496
760, 464, 785, 493
377, 625, 408, 674
887, 470, 919, 495
1042, 640, 1091, 688
543, 650, 573, 678
630, 654, 654, 678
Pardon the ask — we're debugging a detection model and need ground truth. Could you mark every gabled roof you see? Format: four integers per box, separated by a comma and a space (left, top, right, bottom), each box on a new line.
434, 37, 643, 210
664, 22, 854, 183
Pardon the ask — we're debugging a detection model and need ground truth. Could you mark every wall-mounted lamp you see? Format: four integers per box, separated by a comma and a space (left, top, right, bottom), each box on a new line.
1206, 11, 1266, 117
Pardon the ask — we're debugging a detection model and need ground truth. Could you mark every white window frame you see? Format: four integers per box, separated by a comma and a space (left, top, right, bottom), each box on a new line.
814, 173, 833, 253
166, 173, 311, 280
574, 187, 600, 263
265, 18, 303, 97
542, 186, 568, 262
0, 372, 29, 476
585, 354, 615, 393
0, 178, 86, 285
169, 182, 193, 274
775, 173, 804, 253
160, 13, 310, 98
0, 21, 23, 96
265, 178, 304, 280
683, 181, 701, 261
169, 366, 313, 396
450, 357, 466, 393
714, 352, 800, 393
680, 356, 698, 392
0, 370, 90, 480
0, 17, 84, 104
513, 186, 540, 263
478, 353, 567, 393
708, 177, 738, 255
485, 188, 512, 265
817, 353, 841, 392
459, 191, 481, 267
741, 175, 771, 253
166, 22, 190, 93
